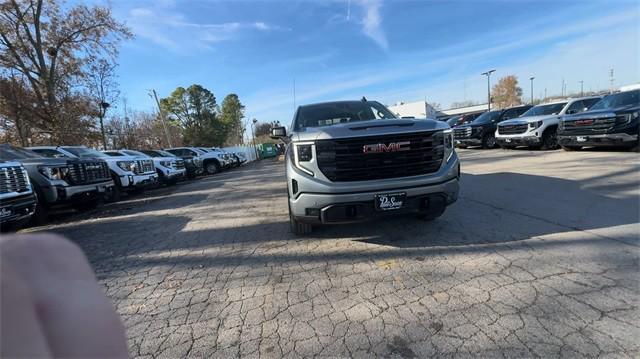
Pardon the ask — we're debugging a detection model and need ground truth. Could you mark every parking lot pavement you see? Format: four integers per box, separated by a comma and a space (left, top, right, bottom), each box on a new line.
28, 149, 639, 358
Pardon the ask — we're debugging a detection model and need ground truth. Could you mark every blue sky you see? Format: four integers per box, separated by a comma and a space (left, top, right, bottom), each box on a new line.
99, 0, 639, 126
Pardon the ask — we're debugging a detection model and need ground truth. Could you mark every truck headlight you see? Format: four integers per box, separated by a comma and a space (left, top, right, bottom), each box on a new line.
116, 161, 136, 173
443, 129, 454, 162
293, 142, 314, 176
38, 166, 70, 181
160, 160, 171, 167
616, 111, 639, 125
529, 120, 543, 129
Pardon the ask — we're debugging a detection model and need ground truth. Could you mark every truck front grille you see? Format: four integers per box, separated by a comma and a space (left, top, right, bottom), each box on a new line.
174, 159, 185, 170
315, 131, 444, 182
562, 117, 616, 133
453, 127, 472, 139
498, 123, 528, 135
137, 160, 155, 174
68, 161, 110, 185
0, 166, 30, 194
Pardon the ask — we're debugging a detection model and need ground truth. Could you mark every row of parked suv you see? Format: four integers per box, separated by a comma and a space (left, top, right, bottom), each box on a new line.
0, 145, 247, 230
447, 88, 639, 151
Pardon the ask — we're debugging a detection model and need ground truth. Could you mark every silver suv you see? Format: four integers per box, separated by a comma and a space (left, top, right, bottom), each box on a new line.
272, 99, 460, 235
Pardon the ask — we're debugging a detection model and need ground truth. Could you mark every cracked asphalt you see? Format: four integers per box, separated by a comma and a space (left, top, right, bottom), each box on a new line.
27, 148, 639, 358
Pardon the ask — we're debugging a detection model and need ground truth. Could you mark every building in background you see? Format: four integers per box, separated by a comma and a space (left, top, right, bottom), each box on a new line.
387, 100, 489, 120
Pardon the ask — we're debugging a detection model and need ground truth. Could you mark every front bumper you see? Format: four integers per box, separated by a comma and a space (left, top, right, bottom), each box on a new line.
288, 154, 460, 224
120, 172, 158, 188
42, 180, 115, 204
558, 133, 638, 147
0, 193, 36, 224
160, 167, 186, 179
496, 135, 540, 146
455, 138, 482, 146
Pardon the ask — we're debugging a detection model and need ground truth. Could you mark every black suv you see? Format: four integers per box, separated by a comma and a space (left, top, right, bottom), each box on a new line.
558, 89, 639, 151
453, 105, 532, 149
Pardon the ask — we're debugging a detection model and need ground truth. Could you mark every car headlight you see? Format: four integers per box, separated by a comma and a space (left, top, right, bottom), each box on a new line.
443, 129, 454, 162
38, 166, 70, 181
116, 161, 136, 173
160, 160, 171, 167
293, 142, 314, 176
529, 120, 543, 129
616, 111, 639, 125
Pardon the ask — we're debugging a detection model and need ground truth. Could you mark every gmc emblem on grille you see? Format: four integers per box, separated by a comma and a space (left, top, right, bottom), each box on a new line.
575, 119, 594, 125
362, 141, 410, 153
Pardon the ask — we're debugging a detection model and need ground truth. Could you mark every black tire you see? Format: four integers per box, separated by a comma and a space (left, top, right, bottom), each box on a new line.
540, 128, 558, 150
204, 161, 220, 175
561, 145, 581, 151
482, 133, 497, 149
30, 187, 49, 226
288, 202, 312, 236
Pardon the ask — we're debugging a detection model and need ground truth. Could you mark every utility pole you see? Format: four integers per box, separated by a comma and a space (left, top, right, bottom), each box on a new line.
579, 80, 584, 96
609, 68, 615, 93
544, 88, 547, 100
481, 69, 496, 111
529, 77, 535, 104
150, 89, 173, 148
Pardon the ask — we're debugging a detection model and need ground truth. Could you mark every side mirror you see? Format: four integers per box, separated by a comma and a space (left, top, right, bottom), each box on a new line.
271, 126, 287, 138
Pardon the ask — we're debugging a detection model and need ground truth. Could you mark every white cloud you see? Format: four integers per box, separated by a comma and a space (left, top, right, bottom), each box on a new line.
126, 5, 285, 51
355, 0, 388, 50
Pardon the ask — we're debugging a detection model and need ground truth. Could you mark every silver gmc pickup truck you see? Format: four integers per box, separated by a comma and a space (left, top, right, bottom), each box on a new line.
271, 99, 460, 235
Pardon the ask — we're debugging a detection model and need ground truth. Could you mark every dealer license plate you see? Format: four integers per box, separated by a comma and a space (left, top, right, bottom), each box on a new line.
375, 192, 406, 211
577, 136, 587, 142
0, 208, 13, 219
505, 138, 512, 143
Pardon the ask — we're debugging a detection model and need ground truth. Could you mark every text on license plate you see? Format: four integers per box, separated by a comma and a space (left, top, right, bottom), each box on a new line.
375, 192, 406, 211
577, 136, 587, 142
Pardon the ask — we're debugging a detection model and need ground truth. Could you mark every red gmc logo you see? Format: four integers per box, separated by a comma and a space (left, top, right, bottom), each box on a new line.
575, 119, 594, 125
363, 141, 410, 153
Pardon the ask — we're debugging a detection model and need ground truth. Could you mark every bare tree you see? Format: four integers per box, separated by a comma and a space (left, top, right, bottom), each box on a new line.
0, 0, 131, 141
87, 58, 119, 149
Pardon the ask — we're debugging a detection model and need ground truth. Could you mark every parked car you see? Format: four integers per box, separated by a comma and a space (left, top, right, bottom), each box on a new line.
204, 147, 233, 169
28, 146, 157, 201
139, 149, 203, 179
270, 99, 459, 235
496, 96, 601, 150
165, 147, 225, 175
558, 89, 640, 151
103, 150, 186, 185
445, 115, 462, 127
0, 160, 37, 230
453, 105, 532, 149
6, 145, 114, 222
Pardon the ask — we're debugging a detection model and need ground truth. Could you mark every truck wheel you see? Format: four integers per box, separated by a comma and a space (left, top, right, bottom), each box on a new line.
482, 134, 497, 149
540, 128, 558, 150
204, 161, 220, 175
289, 203, 312, 235
30, 188, 49, 226
561, 145, 581, 151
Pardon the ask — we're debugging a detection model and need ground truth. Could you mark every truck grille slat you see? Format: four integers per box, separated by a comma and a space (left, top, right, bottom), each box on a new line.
562, 117, 616, 133
453, 127, 473, 139
316, 131, 444, 182
136, 160, 155, 174
68, 162, 110, 185
498, 123, 528, 135
0, 166, 30, 194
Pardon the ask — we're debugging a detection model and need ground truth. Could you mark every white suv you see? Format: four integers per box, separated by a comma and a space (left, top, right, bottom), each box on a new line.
496, 96, 601, 150
103, 150, 186, 185
29, 146, 158, 199
165, 147, 225, 175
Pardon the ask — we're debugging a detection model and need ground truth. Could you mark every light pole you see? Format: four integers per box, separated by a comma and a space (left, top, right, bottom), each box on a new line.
481, 69, 496, 111
251, 118, 259, 160
529, 77, 535, 104
579, 80, 584, 96
98, 101, 110, 150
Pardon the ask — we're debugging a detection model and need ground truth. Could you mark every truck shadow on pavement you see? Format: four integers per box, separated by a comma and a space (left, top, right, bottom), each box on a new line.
37, 167, 638, 280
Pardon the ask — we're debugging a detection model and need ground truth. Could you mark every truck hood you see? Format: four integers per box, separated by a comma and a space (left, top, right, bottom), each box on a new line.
563, 104, 640, 120
17, 157, 68, 167
292, 118, 448, 142
100, 155, 141, 163
499, 114, 558, 126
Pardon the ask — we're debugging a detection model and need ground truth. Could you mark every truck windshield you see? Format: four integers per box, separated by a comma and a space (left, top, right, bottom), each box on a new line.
589, 90, 640, 111
123, 150, 149, 157
522, 103, 567, 117
0, 144, 43, 160
295, 101, 397, 130
62, 147, 109, 158
471, 110, 501, 124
